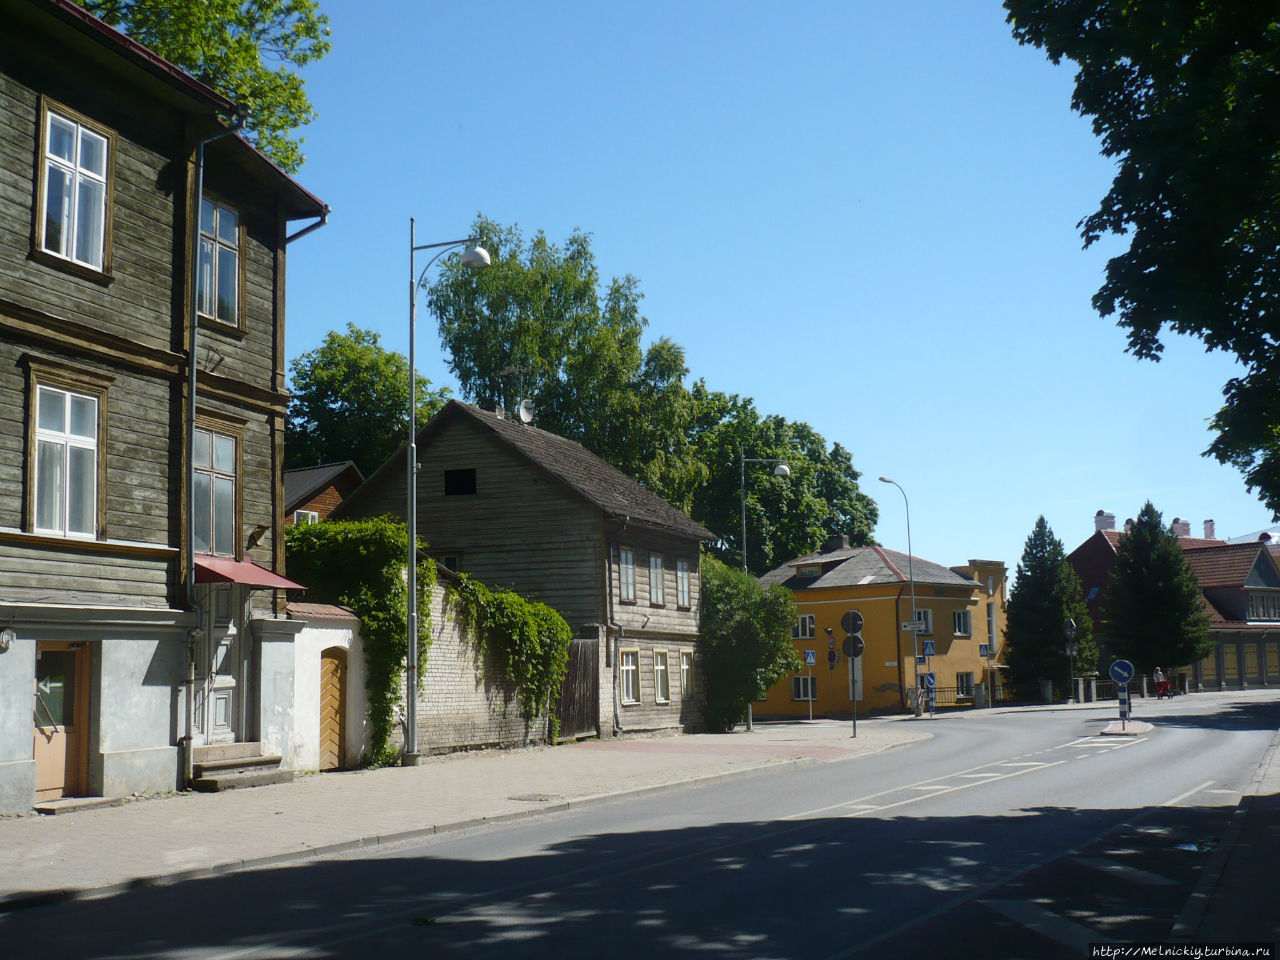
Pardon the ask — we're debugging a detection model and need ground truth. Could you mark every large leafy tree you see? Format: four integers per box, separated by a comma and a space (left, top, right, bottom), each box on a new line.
286, 324, 449, 476
1105, 501, 1211, 671
1005, 2, 1280, 514
698, 555, 801, 732
77, 0, 331, 172
1004, 516, 1096, 684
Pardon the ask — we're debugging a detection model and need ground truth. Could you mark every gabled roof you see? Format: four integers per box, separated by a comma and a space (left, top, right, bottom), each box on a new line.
758, 544, 981, 592
284, 461, 363, 511
1181, 542, 1273, 590
347, 401, 713, 541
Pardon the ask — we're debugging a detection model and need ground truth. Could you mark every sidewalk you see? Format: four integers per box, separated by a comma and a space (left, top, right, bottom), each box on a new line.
0, 717, 926, 909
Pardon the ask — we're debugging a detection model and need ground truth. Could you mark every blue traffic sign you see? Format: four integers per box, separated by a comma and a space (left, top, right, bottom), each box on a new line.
922, 640, 936, 657
1109, 659, 1135, 684
924, 672, 936, 689
804, 650, 817, 666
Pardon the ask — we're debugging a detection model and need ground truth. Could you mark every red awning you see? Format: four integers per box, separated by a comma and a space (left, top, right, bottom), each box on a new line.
194, 556, 307, 590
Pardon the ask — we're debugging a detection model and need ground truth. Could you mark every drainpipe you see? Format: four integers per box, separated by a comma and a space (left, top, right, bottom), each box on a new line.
285, 206, 329, 245
182, 112, 245, 789
606, 516, 629, 735
895, 585, 908, 713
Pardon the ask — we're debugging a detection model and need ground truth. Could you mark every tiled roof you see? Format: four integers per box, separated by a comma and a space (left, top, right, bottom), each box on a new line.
1182, 543, 1267, 589
287, 602, 359, 621
1098, 530, 1225, 552
758, 544, 980, 591
284, 461, 362, 510
428, 402, 713, 541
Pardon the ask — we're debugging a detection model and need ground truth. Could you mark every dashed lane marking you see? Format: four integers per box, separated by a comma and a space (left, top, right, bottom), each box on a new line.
1072, 856, 1177, 886
980, 899, 1097, 954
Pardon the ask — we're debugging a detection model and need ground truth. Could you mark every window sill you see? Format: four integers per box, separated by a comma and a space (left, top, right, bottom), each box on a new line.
30, 248, 113, 286
0, 528, 176, 557
198, 315, 246, 339
620, 699, 640, 707
620, 599, 637, 606
655, 698, 670, 706
649, 603, 666, 609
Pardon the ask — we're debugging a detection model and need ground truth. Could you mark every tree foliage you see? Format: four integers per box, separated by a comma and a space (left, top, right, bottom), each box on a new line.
1005, 2, 1280, 514
286, 323, 450, 476
77, 0, 331, 172
1104, 501, 1211, 671
429, 216, 877, 571
698, 555, 801, 732
1004, 516, 1096, 684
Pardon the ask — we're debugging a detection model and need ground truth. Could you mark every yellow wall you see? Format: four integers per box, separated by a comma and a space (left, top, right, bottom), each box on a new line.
758, 562, 1007, 717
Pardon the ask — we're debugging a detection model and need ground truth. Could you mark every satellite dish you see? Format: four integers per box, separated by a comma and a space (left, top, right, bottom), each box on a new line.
517, 399, 535, 424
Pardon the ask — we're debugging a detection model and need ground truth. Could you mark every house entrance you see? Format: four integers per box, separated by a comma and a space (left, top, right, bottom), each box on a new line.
319, 647, 346, 770
33, 641, 90, 802
196, 584, 249, 744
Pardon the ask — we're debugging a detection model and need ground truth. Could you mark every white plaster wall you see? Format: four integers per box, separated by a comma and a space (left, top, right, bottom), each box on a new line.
293, 620, 367, 771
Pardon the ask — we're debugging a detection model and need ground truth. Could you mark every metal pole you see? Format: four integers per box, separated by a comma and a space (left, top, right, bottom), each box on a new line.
739, 443, 752, 732
404, 217, 420, 765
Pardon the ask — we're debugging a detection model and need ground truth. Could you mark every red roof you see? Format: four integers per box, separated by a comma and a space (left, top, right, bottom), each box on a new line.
194, 556, 306, 590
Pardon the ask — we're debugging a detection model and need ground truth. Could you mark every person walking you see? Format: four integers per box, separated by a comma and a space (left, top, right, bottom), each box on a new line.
1153, 666, 1169, 699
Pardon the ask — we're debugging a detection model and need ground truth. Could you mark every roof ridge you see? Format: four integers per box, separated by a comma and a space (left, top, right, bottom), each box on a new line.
873, 545, 906, 582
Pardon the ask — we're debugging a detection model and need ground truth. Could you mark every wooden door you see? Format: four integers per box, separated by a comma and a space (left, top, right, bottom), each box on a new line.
33, 642, 89, 801
319, 648, 346, 771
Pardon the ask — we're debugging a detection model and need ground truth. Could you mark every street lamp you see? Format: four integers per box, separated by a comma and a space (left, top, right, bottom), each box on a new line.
879, 476, 923, 715
739, 444, 790, 731
404, 218, 490, 766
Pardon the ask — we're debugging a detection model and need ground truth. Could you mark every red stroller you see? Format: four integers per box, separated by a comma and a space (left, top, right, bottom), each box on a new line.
1153, 669, 1171, 699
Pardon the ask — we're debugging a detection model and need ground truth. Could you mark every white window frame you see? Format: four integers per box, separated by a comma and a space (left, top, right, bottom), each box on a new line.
654, 650, 670, 703
791, 613, 816, 640
33, 384, 98, 539
294, 509, 319, 526
915, 609, 933, 636
680, 651, 693, 698
791, 675, 817, 701
676, 558, 691, 607
956, 672, 975, 697
986, 602, 995, 642
650, 553, 664, 605
194, 425, 238, 557
620, 649, 639, 703
620, 547, 636, 602
198, 196, 241, 327
953, 610, 972, 636
39, 105, 111, 272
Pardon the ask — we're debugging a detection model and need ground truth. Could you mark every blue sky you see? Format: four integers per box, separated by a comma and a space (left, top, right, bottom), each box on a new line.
283, 0, 1275, 576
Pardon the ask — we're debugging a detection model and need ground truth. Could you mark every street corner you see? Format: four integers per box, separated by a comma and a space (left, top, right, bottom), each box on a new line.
1099, 719, 1154, 735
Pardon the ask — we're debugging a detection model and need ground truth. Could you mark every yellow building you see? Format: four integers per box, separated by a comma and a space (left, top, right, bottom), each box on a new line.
757, 536, 1007, 716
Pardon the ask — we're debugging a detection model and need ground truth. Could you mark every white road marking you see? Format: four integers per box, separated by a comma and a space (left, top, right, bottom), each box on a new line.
980, 899, 1098, 953
1162, 780, 1215, 807
1072, 856, 1177, 886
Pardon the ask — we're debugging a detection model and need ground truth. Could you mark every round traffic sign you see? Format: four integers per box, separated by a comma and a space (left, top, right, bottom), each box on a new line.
841, 610, 864, 635
1109, 659, 1135, 684
924, 672, 936, 688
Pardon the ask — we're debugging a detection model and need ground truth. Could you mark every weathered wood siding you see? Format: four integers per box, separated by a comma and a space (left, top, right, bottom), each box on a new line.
610, 527, 702, 639
615, 639, 703, 734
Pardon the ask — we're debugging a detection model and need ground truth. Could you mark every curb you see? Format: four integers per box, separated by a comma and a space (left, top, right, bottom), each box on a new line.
0, 754, 829, 914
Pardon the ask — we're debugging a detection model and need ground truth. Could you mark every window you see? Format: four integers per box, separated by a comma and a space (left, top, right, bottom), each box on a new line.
294, 510, 318, 526
915, 609, 933, 635
620, 547, 636, 602
1248, 592, 1280, 620
956, 672, 975, 697
654, 651, 670, 702
953, 610, 972, 636
194, 426, 237, 556
797, 564, 822, 578
987, 576, 994, 595
676, 559, 691, 607
437, 554, 461, 573
443, 469, 476, 495
1087, 586, 1100, 600
39, 105, 110, 272
791, 614, 816, 640
791, 675, 816, 701
680, 651, 693, 697
987, 602, 995, 643
34, 385, 98, 537
650, 553, 664, 605
198, 197, 240, 325
620, 650, 639, 703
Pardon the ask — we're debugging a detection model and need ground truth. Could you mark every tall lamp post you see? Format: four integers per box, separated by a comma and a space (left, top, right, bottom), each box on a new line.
879, 476, 923, 715
404, 219, 490, 765
739, 444, 790, 731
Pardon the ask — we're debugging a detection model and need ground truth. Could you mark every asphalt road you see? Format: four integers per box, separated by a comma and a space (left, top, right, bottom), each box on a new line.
4, 692, 1277, 960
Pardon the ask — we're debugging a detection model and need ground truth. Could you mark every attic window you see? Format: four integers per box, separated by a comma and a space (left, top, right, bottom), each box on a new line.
444, 469, 476, 496
1087, 586, 1100, 600
797, 564, 822, 578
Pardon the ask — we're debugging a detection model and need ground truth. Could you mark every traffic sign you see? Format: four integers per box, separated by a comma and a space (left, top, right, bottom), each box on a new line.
924, 672, 936, 689
979, 643, 990, 658
922, 640, 936, 657
1109, 659, 1135, 684
841, 610, 864, 635
827, 649, 837, 665
804, 650, 817, 666
842, 635, 864, 658
901, 621, 922, 632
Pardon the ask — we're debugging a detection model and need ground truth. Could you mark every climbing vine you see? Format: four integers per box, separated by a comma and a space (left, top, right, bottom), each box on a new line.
448, 575, 572, 740
285, 518, 434, 765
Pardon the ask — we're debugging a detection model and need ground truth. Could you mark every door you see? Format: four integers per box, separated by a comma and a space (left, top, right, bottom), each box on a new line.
197, 584, 247, 744
33, 642, 89, 802
319, 648, 346, 771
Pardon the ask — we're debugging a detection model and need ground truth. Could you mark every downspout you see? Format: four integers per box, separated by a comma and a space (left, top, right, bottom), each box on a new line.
606, 516, 630, 735
285, 206, 329, 245
895, 584, 908, 713
183, 112, 245, 789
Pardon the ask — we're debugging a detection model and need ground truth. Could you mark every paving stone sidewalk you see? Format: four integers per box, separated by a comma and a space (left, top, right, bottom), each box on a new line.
0, 718, 927, 908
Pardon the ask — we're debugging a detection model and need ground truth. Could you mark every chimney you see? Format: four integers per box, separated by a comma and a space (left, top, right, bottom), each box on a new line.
822, 534, 850, 553
1124, 518, 1135, 533
491, 405, 505, 419
1260, 532, 1273, 543
1204, 519, 1216, 540
1171, 517, 1192, 537
1094, 510, 1116, 532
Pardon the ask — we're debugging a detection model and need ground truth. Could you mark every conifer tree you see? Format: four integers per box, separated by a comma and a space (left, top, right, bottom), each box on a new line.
1004, 516, 1096, 684
1105, 502, 1211, 671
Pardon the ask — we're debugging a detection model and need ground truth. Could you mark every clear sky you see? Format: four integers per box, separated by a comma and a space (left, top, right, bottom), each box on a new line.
283, 0, 1276, 576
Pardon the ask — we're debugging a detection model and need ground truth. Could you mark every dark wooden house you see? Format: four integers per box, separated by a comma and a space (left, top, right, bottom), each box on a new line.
0, 0, 325, 811
284, 461, 364, 526
337, 400, 713, 739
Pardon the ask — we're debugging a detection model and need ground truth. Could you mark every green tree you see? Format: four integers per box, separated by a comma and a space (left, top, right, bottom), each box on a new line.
286, 324, 449, 476
77, 0, 331, 172
1004, 516, 1096, 685
1005, 2, 1280, 514
698, 554, 801, 732
1105, 502, 1212, 671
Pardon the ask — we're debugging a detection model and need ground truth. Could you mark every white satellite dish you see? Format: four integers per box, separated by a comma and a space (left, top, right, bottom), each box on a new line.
517, 399, 535, 424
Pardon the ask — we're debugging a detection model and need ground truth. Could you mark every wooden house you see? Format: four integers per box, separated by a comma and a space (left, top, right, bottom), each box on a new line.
0, 0, 325, 811
336, 400, 714, 739
284, 461, 364, 526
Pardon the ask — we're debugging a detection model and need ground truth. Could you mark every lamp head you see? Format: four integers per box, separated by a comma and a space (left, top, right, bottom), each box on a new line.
773, 463, 791, 477
878, 476, 893, 484
460, 245, 491, 270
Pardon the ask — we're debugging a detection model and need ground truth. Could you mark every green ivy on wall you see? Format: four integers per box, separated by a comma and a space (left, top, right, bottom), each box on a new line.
285, 518, 434, 765
448, 575, 572, 740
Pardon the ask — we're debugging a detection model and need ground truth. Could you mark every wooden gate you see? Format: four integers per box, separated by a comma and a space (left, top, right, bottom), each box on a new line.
556, 638, 598, 739
319, 648, 346, 771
